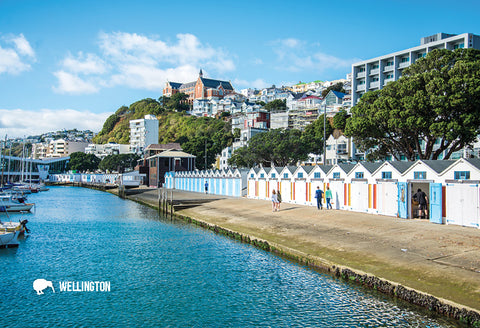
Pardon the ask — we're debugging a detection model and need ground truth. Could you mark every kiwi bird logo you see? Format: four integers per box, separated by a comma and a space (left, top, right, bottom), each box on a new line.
33, 279, 55, 295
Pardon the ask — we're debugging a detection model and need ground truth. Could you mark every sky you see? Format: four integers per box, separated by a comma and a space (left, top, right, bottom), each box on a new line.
1, 0, 480, 138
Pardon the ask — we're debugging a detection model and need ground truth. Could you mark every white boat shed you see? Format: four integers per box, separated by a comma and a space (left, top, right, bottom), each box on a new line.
165, 159, 480, 229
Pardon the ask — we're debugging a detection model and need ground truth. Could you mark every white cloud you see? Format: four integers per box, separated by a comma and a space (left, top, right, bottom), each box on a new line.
54, 32, 236, 94
62, 52, 107, 75
271, 38, 359, 73
11, 34, 35, 57
0, 108, 111, 138
0, 34, 35, 75
53, 71, 99, 94
233, 78, 270, 89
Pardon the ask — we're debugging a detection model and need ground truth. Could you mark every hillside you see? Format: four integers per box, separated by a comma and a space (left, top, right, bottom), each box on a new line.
92, 98, 234, 169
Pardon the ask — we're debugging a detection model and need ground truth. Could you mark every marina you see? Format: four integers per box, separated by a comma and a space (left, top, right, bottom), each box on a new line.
0, 186, 463, 327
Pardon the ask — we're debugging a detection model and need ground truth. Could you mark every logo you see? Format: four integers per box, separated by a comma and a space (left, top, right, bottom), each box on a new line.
33, 279, 111, 295
33, 279, 55, 295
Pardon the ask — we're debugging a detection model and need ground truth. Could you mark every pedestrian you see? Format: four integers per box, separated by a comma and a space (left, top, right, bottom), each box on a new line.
413, 188, 428, 219
314, 186, 324, 210
271, 190, 279, 212
325, 186, 333, 209
205, 181, 209, 194
277, 190, 282, 211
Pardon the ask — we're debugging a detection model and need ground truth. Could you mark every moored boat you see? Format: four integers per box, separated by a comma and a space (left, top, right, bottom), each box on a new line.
0, 229, 20, 248
0, 194, 34, 212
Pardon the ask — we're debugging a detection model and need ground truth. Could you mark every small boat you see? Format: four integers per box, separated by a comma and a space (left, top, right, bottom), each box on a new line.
0, 195, 34, 212
0, 219, 30, 235
0, 229, 20, 248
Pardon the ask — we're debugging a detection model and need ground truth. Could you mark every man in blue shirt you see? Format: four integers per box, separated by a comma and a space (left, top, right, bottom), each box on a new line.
314, 186, 324, 210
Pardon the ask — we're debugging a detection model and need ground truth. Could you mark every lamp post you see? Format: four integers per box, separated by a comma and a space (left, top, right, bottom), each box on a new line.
323, 102, 326, 165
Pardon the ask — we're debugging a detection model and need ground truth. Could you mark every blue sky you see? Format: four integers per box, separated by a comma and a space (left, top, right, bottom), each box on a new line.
1, 0, 480, 137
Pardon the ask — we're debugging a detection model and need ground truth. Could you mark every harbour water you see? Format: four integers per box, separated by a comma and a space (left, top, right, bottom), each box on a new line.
0, 186, 461, 327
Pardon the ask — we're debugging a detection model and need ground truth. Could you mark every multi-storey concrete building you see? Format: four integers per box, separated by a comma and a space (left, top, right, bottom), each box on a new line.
352, 33, 480, 105
129, 114, 159, 154
85, 143, 131, 159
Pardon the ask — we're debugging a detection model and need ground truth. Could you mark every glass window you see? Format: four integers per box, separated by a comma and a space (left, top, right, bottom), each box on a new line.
271, 173, 276, 178
314, 172, 321, 179
283, 173, 288, 178
333, 172, 340, 179
250, 173, 254, 178
414, 171, 426, 179
298, 172, 304, 178
355, 172, 364, 179
382, 171, 392, 179
260, 173, 264, 178
454, 171, 470, 180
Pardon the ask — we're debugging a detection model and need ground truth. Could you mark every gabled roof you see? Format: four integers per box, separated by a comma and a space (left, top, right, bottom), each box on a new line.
360, 162, 382, 174
146, 143, 182, 151
167, 82, 182, 89
253, 167, 261, 174
337, 163, 355, 175
292, 92, 305, 100
331, 90, 346, 99
286, 165, 298, 174
180, 81, 196, 89
320, 165, 333, 174
263, 167, 272, 175
201, 78, 234, 90
303, 166, 315, 174
388, 161, 415, 174
465, 158, 480, 170
150, 150, 195, 158
419, 160, 456, 174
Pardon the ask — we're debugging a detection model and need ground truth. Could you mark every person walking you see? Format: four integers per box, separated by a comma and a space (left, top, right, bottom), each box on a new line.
325, 186, 333, 209
314, 186, 324, 210
205, 181, 209, 194
413, 188, 428, 219
271, 190, 279, 212
277, 190, 282, 211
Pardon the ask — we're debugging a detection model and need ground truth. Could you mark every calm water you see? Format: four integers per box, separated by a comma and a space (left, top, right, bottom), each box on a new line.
0, 186, 461, 327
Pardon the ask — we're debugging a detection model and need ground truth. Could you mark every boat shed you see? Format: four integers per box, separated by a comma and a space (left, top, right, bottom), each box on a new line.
147, 150, 196, 187
348, 162, 382, 213
326, 163, 354, 210
440, 158, 480, 228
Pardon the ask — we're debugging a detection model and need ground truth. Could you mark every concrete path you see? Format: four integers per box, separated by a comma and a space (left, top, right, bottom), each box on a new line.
121, 187, 480, 313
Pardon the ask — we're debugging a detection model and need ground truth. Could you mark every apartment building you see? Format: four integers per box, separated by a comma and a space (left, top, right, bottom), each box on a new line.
129, 114, 159, 154
352, 33, 480, 105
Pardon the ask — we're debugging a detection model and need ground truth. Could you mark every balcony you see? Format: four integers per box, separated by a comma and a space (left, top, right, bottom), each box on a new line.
369, 68, 379, 75
383, 78, 394, 86
356, 84, 366, 92
383, 65, 394, 72
369, 81, 380, 89
356, 72, 366, 78
398, 62, 410, 69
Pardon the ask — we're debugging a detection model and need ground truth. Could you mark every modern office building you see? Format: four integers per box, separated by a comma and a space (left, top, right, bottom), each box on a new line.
352, 33, 480, 105
129, 114, 159, 154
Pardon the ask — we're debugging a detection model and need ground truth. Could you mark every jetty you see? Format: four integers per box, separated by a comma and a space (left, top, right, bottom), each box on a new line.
111, 187, 480, 325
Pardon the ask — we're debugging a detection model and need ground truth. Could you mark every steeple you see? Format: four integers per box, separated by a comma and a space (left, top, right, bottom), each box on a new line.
199, 69, 203, 78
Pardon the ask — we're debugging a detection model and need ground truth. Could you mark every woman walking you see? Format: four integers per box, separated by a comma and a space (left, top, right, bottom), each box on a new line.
271, 190, 279, 212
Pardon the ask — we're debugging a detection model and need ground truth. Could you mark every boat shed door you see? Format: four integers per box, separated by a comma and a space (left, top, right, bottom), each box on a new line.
429, 183, 443, 224
397, 182, 408, 219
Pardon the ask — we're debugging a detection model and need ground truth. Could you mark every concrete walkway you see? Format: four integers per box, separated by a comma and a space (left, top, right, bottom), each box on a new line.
121, 187, 480, 314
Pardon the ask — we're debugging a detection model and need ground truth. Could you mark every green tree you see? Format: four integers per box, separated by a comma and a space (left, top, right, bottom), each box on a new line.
332, 109, 349, 131
67, 152, 101, 172
345, 48, 480, 160
229, 129, 310, 168
264, 99, 286, 111
301, 114, 334, 155
165, 93, 189, 112
321, 82, 346, 98
99, 153, 140, 173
